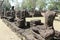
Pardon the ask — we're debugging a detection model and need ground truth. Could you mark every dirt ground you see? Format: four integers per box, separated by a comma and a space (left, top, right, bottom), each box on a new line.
26, 17, 60, 32
0, 19, 21, 40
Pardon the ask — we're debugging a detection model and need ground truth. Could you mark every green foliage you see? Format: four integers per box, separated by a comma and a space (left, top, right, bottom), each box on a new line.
48, 0, 60, 10
4, 0, 60, 11
36, 0, 47, 10
21, 0, 47, 10
3, 0, 11, 11
22, 0, 60, 10
21, 0, 36, 10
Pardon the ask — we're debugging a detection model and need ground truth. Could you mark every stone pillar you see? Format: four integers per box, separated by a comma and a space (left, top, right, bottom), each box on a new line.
18, 10, 26, 29
45, 11, 56, 40
45, 11, 56, 27
9, 6, 15, 22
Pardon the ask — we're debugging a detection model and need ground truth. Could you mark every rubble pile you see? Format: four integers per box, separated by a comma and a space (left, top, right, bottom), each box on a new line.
1, 7, 60, 40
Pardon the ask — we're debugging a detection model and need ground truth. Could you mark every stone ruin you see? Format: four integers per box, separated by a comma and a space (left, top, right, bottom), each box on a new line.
13, 11, 56, 40
1, 6, 15, 22
34, 10, 42, 17
1, 8, 60, 40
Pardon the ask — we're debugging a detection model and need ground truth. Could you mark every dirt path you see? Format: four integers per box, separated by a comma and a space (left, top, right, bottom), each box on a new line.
0, 19, 21, 40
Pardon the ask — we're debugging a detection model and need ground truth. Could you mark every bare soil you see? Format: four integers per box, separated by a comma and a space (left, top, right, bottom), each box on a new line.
0, 19, 21, 40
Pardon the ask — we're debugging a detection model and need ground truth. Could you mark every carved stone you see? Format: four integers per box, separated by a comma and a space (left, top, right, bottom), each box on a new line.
34, 10, 42, 17
45, 11, 56, 27
30, 20, 43, 26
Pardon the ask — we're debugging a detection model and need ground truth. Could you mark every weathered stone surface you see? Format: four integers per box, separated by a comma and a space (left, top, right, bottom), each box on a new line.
45, 11, 56, 27
5, 6, 15, 22
15, 10, 26, 29
19, 19, 25, 28
54, 31, 60, 39
30, 20, 43, 26
44, 11, 56, 40
16, 11, 21, 19
34, 10, 42, 17
24, 10, 30, 17
25, 22, 30, 28
2, 10, 58, 40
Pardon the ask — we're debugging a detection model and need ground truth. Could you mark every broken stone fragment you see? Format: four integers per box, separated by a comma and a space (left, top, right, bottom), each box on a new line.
30, 20, 43, 26
45, 11, 56, 27
44, 11, 56, 40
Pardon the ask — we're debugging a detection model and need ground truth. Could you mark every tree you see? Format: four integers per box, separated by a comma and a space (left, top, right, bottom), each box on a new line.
36, 0, 47, 11
3, 0, 11, 11
48, 0, 60, 10
21, 0, 36, 10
